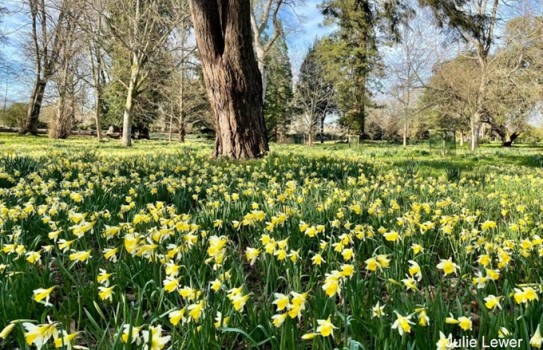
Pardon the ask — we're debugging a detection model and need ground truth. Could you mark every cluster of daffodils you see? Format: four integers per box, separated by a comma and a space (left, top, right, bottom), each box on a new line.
271, 291, 308, 327
1, 141, 543, 349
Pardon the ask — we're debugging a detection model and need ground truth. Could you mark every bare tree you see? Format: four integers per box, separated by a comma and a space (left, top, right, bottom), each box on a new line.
99, 0, 181, 146
387, 20, 433, 147
421, 0, 501, 151
79, 0, 110, 140
22, 0, 70, 135
48, 0, 80, 138
250, 0, 298, 101
294, 42, 335, 146
189, 0, 269, 159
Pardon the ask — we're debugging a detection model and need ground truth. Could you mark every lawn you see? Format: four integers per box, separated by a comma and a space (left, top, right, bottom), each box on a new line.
0, 134, 542, 349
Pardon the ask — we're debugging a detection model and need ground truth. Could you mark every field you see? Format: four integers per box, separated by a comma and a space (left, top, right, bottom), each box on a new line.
1, 134, 543, 349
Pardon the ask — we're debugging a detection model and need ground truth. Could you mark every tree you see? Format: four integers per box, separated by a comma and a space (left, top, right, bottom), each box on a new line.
422, 14, 543, 148
294, 42, 335, 146
264, 26, 293, 142
387, 17, 434, 147
320, 0, 412, 137
101, 0, 180, 146
250, 0, 299, 102
79, 0, 110, 140
189, 0, 269, 159
103, 42, 173, 139
22, 0, 71, 135
48, 0, 80, 139
482, 15, 543, 146
419, 0, 500, 151
1, 103, 28, 129
422, 56, 479, 143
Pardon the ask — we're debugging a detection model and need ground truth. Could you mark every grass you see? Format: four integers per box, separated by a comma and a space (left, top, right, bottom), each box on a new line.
0, 134, 542, 349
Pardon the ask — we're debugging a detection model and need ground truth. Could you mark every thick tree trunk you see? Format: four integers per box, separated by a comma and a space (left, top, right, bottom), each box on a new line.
502, 132, 519, 147
459, 130, 464, 147
23, 79, 47, 135
189, 0, 269, 159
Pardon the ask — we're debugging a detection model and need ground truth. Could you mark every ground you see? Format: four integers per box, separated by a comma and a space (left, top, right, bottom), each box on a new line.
0, 134, 542, 349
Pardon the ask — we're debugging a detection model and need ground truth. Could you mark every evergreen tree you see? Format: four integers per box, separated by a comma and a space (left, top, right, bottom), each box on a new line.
103, 42, 174, 138
294, 41, 335, 146
320, 0, 412, 137
264, 27, 293, 142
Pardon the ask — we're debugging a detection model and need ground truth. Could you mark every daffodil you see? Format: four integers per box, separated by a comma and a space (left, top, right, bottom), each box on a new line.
484, 295, 502, 310
68, 250, 92, 263
436, 331, 454, 350
272, 293, 289, 311
530, 325, 542, 348
371, 302, 386, 318
0, 323, 16, 340
33, 287, 55, 307
141, 325, 170, 350
436, 258, 459, 276
23, 321, 58, 350
316, 317, 337, 337
391, 312, 414, 336
98, 286, 114, 301
169, 308, 186, 326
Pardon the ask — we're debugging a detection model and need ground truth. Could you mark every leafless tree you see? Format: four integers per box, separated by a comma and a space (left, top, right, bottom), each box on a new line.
97, 0, 181, 146
22, 0, 71, 135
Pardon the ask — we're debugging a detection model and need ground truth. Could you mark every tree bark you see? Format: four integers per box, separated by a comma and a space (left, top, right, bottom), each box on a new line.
403, 119, 408, 147
94, 90, 103, 140
502, 132, 519, 147
189, 0, 269, 159
470, 114, 481, 152
178, 118, 186, 142
122, 57, 139, 147
320, 116, 325, 144
23, 79, 47, 135
122, 79, 136, 147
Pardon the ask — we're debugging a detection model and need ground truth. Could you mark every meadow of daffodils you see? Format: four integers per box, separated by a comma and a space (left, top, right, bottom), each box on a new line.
0, 135, 542, 349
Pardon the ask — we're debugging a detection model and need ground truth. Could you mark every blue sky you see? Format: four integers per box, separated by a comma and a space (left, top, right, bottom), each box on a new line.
286, 0, 335, 77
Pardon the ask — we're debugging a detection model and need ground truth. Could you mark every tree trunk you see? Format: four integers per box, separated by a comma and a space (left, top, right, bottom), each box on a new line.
178, 56, 186, 143
502, 132, 519, 147
189, 0, 269, 159
95, 91, 103, 140
122, 59, 139, 147
168, 104, 174, 142
122, 80, 136, 147
51, 62, 68, 139
91, 57, 104, 141
23, 79, 47, 135
320, 116, 325, 144
254, 45, 267, 102
403, 118, 408, 147
178, 119, 186, 142
470, 113, 481, 152
459, 130, 464, 147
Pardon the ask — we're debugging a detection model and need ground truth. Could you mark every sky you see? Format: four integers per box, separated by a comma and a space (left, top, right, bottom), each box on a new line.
1, 0, 540, 108
285, 0, 335, 78
0, 0, 335, 104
